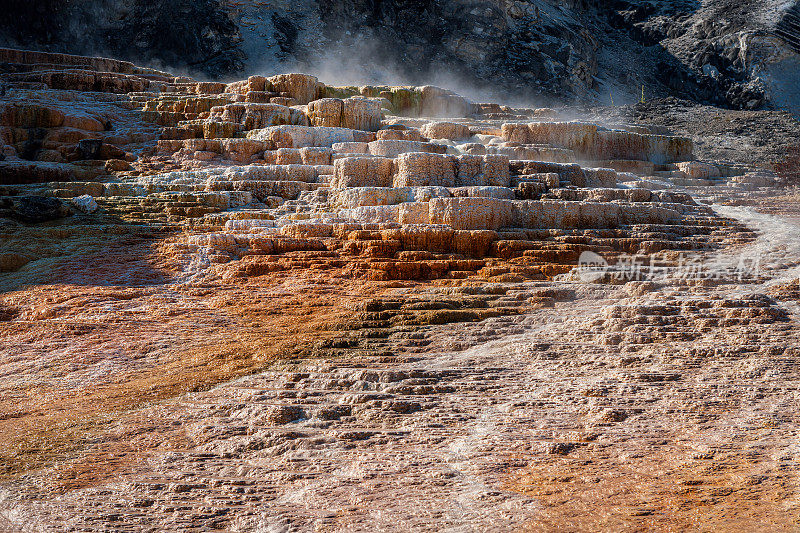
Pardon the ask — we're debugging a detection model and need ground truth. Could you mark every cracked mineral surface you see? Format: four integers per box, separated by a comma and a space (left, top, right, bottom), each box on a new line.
0, 47, 799, 532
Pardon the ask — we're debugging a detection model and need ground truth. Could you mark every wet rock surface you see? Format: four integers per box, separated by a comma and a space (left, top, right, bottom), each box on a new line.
0, 49, 798, 531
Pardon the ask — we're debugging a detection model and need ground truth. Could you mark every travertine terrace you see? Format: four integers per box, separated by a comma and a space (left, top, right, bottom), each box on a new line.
0, 48, 798, 531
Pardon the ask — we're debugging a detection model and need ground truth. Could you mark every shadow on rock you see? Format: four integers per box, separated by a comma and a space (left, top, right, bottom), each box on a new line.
0, 203, 174, 294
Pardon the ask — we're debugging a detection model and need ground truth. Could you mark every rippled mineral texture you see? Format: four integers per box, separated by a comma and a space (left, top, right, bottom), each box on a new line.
0, 47, 799, 532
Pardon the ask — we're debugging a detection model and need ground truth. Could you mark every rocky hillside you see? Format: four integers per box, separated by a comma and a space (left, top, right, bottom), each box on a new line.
1, 48, 799, 531
1, 1, 799, 110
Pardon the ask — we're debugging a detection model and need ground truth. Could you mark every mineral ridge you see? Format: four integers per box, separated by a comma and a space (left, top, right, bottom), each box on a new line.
0, 47, 798, 532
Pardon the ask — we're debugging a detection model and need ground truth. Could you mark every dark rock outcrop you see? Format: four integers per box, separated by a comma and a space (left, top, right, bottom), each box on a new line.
0, 0, 797, 110
0, 196, 72, 223
0, 0, 245, 78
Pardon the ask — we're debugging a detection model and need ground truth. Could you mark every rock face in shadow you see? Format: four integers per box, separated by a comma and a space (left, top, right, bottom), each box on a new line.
0, 196, 71, 223
0, 0, 245, 78
1, 0, 798, 110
